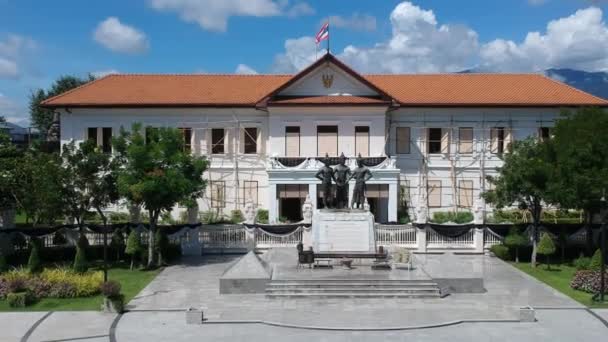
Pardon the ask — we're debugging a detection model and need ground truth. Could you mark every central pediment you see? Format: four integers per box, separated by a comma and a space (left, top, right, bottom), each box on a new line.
260, 53, 393, 106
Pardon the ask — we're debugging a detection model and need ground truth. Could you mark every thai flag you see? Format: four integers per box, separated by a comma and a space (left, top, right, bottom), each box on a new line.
316, 22, 329, 44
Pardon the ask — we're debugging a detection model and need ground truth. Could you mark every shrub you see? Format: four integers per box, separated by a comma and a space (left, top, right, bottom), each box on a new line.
125, 230, 142, 270
26, 278, 51, 298
73, 244, 88, 273
200, 210, 230, 224
41, 268, 103, 297
230, 210, 244, 224
504, 227, 527, 263
256, 209, 269, 224
27, 238, 42, 274
0, 278, 8, 299
100, 280, 121, 298
430, 211, 473, 224
109, 212, 130, 223
7, 291, 34, 307
573, 256, 592, 270
570, 270, 608, 294
589, 249, 603, 271
537, 232, 556, 269
490, 244, 510, 260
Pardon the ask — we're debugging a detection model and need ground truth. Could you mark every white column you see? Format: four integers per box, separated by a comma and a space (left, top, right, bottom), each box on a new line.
388, 181, 398, 222
309, 183, 318, 210
416, 225, 427, 252
268, 183, 278, 223
473, 227, 484, 253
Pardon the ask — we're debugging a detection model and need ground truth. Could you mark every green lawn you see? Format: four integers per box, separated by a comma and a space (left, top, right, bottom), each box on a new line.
0, 265, 160, 311
511, 262, 608, 308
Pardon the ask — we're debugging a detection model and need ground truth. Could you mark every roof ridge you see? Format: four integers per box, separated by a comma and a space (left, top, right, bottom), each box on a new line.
364, 73, 545, 76
40, 74, 113, 106
104, 73, 293, 77
538, 73, 608, 103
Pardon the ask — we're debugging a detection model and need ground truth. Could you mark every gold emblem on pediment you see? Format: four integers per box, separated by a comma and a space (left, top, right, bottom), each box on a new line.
322, 74, 334, 88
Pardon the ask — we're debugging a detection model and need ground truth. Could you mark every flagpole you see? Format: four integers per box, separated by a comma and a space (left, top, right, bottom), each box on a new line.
327, 19, 330, 54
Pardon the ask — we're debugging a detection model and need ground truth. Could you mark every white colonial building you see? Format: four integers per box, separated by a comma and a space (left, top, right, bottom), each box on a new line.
42, 54, 607, 223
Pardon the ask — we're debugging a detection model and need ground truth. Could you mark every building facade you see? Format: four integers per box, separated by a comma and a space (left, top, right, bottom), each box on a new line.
42, 54, 607, 223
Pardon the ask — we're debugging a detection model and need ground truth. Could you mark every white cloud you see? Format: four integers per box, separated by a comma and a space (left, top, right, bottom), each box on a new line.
148, 0, 313, 32
93, 17, 149, 54
324, 14, 377, 32
91, 69, 120, 78
480, 7, 608, 72
235, 64, 258, 74
0, 57, 18, 79
271, 36, 319, 73
0, 34, 36, 79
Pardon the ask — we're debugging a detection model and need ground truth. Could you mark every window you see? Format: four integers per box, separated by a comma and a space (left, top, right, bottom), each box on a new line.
355, 126, 369, 157
243, 127, 257, 154
459, 127, 473, 154
87, 127, 112, 153
243, 181, 258, 206
458, 180, 474, 208
179, 128, 192, 153
210, 181, 225, 208
396, 127, 410, 154
491, 127, 512, 154
427, 128, 444, 154
317, 125, 338, 156
278, 184, 308, 198
211, 128, 225, 154
285, 126, 300, 157
539, 127, 551, 141
428, 180, 442, 208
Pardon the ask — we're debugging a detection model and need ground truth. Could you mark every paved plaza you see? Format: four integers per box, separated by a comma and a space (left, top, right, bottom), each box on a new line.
2, 251, 608, 341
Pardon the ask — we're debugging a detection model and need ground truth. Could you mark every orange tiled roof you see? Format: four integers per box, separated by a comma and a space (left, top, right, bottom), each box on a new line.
269, 95, 390, 105
41, 73, 607, 108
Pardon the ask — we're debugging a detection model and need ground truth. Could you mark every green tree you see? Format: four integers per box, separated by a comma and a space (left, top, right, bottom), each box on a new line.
29, 75, 94, 135
0, 116, 21, 220
483, 138, 554, 267
547, 107, 608, 255
113, 123, 207, 268
504, 227, 527, 263
537, 232, 556, 270
11, 151, 65, 225
589, 249, 602, 271
125, 230, 142, 270
27, 237, 42, 273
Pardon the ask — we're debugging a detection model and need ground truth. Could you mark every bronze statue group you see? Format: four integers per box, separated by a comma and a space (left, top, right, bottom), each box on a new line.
315, 153, 373, 210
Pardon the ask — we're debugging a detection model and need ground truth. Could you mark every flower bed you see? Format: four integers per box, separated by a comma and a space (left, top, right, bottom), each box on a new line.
570, 270, 608, 294
0, 268, 103, 303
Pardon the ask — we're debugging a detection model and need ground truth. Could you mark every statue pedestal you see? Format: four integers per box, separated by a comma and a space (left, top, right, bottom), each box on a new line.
312, 209, 375, 252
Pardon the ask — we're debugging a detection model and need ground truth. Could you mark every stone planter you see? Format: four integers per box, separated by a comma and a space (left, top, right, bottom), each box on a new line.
103, 296, 124, 313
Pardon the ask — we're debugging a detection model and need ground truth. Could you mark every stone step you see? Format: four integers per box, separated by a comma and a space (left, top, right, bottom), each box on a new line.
266, 288, 441, 294
266, 292, 441, 299
267, 284, 439, 290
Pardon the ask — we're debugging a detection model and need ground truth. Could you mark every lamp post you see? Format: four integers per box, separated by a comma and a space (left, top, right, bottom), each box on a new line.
600, 194, 606, 302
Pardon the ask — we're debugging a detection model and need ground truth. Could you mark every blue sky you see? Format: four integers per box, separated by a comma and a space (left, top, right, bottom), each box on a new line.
1, 0, 608, 126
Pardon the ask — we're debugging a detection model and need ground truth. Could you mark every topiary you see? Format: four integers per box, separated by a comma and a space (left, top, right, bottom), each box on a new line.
73, 243, 88, 273
589, 249, 603, 271
255, 209, 269, 224
490, 244, 510, 260
125, 230, 142, 270
154, 228, 169, 266
537, 232, 556, 270
573, 255, 591, 270
7, 291, 34, 308
230, 210, 244, 224
504, 227, 527, 263
27, 238, 42, 274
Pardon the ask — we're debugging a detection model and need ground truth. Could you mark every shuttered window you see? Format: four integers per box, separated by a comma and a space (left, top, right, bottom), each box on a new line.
428, 180, 442, 208
355, 126, 369, 157
317, 125, 338, 156
285, 126, 300, 157
459, 127, 473, 154
211, 128, 225, 154
243, 127, 257, 154
243, 181, 258, 206
458, 180, 474, 208
87, 127, 112, 153
277, 184, 308, 198
210, 181, 225, 208
366, 184, 389, 198
396, 127, 410, 154
179, 128, 192, 153
491, 127, 513, 154
428, 128, 442, 154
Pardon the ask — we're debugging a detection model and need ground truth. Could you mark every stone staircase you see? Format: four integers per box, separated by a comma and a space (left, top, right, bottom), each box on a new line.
265, 279, 442, 298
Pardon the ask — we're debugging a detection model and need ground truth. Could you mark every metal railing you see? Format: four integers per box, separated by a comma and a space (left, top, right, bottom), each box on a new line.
375, 224, 417, 247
